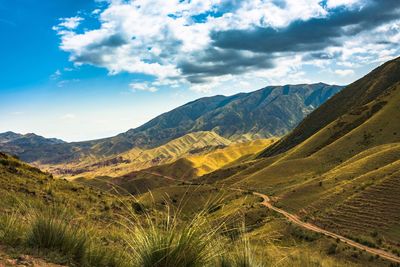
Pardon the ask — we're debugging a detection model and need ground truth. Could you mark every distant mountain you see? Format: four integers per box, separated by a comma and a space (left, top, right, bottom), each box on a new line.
106, 83, 342, 152
0, 83, 341, 164
0, 132, 65, 145
0, 132, 66, 157
0, 131, 22, 143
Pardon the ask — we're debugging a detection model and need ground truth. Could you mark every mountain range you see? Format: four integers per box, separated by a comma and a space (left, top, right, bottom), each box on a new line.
0, 83, 341, 166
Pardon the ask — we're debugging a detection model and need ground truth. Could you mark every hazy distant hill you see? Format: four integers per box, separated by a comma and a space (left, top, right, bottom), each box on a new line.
0, 83, 341, 164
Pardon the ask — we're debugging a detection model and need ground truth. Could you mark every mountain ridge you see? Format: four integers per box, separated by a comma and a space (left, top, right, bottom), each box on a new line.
0, 82, 342, 164
259, 57, 400, 158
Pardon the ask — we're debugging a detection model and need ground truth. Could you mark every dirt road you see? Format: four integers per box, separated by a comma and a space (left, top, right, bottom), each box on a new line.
253, 192, 400, 264
132, 172, 400, 263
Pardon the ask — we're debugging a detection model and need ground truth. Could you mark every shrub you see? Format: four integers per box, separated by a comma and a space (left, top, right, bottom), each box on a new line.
327, 244, 337, 255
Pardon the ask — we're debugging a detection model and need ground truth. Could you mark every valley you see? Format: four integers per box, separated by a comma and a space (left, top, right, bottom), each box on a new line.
1, 57, 400, 267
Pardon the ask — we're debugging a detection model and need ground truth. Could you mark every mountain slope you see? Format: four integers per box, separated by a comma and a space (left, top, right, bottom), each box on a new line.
0, 83, 341, 164
198, 56, 400, 252
259, 56, 400, 158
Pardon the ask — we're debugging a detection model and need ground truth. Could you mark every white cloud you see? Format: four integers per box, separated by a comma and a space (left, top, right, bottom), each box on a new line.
53, 0, 400, 93
57, 79, 80, 88
130, 82, 158, 92
326, 0, 363, 9
54, 16, 83, 31
92, 9, 101, 15
334, 69, 355, 76
50, 69, 62, 80
53, 0, 327, 86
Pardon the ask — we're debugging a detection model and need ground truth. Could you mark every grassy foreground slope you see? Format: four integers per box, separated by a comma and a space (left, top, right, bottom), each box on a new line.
0, 151, 385, 266
202, 57, 400, 254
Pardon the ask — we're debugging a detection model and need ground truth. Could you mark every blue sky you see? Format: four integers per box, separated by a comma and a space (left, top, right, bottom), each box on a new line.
1, 0, 399, 141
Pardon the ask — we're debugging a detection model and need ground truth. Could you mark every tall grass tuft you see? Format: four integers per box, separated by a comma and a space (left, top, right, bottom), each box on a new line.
218, 228, 265, 267
27, 207, 89, 264
123, 203, 225, 267
85, 245, 131, 267
0, 212, 26, 246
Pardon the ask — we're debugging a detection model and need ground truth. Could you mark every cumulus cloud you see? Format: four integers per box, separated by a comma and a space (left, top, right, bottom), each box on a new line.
53, 0, 400, 91
334, 69, 355, 76
130, 82, 158, 92
212, 0, 400, 53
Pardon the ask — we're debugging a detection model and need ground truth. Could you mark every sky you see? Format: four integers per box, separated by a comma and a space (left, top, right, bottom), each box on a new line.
0, 0, 399, 142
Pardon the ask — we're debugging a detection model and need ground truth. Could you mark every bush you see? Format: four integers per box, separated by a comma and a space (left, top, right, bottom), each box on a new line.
289, 226, 320, 242
327, 244, 337, 255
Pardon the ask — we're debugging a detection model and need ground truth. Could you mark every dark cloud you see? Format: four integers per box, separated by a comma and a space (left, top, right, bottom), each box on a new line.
211, 0, 400, 53
72, 33, 130, 65
87, 33, 129, 49
178, 48, 274, 83
303, 51, 342, 61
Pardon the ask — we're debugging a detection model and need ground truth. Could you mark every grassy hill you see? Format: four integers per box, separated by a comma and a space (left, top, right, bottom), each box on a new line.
74, 137, 277, 195
197, 56, 400, 256
0, 83, 341, 165
45, 131, 231, 179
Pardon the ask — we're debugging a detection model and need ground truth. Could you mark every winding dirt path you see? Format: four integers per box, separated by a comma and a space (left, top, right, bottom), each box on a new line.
134, 172, 400, 263
253, 192, 400, 264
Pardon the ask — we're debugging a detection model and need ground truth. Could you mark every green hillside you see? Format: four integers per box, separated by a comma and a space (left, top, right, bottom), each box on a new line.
198, 56, 400, 256
260, 56, 400, 158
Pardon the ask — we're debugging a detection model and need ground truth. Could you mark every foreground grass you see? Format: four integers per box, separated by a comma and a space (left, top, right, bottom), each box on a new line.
0, 207, 129, 267
0, 153, 379, 267
0, 203, 263, 267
